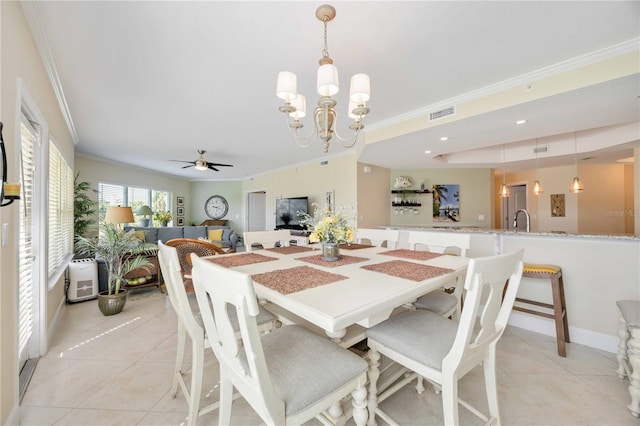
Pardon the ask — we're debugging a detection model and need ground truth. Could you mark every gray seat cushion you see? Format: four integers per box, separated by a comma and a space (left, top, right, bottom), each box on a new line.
414, 290, 457, 315
366, 310, 458, 371
260, 325, 368, 417
617, 300, 640, 327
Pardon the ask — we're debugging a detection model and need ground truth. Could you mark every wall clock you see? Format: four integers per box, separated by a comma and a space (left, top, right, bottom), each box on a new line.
204, 195, 229, 219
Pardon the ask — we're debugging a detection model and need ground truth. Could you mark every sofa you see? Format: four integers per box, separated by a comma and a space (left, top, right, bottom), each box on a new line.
123, 225, 239, 249
95, 225, 239, 292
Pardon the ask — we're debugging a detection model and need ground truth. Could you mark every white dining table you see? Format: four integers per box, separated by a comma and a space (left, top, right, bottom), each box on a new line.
211, 245, 469, 345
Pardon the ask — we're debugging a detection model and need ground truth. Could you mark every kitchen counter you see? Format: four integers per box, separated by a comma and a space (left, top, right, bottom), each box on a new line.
384, 226, 640, 355
384, 225, 640, 241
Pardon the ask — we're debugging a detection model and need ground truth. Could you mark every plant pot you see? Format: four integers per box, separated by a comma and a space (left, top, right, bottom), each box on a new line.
321, 242, 340, 262
97, 289, 128, 316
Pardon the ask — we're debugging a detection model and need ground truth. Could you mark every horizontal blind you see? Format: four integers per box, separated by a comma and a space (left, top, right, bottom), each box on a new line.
48, 141, 73, 277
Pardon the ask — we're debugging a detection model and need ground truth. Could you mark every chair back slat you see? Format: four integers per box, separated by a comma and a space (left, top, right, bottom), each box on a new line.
407, 231, 471, 257
443, 249, 524, 373
164, 238, 226, 275
356, 228, 400, 248
191, 253, 284, 421
243, 230, 291, 252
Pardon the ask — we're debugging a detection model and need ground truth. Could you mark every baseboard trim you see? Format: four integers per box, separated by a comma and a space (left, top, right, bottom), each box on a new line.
47, 296, 66, 351
507, 311, 618, 354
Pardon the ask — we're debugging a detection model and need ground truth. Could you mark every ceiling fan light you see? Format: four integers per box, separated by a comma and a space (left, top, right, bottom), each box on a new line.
570, 177, 584, 193
194, 159, 208, 171
317, 63, 339, 96
276, 71, 297, 101
349, 73, 370, 104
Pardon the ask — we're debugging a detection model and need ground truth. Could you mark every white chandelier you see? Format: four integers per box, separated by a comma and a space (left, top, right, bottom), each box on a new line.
276, 4, 371, 153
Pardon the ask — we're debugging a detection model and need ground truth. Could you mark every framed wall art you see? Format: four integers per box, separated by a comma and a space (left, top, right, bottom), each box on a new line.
176, 217, 185, 226
432, 184, 460, 222
176, 196, 185, 207
177, 206, 185, 216
325, 190, 334, 214
551, 194, 565, 217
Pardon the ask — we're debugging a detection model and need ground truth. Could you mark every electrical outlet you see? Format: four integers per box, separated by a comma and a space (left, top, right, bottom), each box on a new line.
478, 214, 485, 221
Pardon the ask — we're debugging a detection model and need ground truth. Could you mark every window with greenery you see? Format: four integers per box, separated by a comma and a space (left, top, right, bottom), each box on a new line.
98, 183, 172, 226
48, 139, 73, 278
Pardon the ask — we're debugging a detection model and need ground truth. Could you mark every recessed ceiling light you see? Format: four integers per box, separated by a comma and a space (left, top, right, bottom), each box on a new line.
424, 150, 432, 154
440, 137, 448, 141
515, 119, 527, 125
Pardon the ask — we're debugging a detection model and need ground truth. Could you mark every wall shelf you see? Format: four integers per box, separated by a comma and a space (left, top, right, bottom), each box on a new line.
391, 189, 431, 194
392, 202, 421, 207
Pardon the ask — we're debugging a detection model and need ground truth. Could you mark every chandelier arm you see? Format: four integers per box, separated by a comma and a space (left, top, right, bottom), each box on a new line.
285, 115, 319, 148
330, 113, 361, 148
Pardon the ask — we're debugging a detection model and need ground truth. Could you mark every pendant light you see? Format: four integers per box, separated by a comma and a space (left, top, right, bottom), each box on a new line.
499, 144, 510, 198
532, 138, 543, 195
569, 132, 584, 193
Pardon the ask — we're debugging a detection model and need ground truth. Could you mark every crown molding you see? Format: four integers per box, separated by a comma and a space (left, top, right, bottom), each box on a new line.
366, 38, 640, 133
20, 2, 78, 144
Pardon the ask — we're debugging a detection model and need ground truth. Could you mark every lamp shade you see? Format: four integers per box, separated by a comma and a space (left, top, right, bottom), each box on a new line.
105, 206, 134, 224
136, 205, 153, 216
317, 63, 339, 96
569, 177, 584, 193
289, 94, 307, 119
276, 71, 297, 101
349, 73, 371, 104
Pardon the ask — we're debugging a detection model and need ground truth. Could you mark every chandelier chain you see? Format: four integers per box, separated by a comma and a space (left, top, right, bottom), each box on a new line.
322, 20, 330, 59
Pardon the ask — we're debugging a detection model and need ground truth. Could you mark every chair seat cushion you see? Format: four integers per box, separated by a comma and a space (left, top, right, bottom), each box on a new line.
414, 290, 457, 315
367, 310, 458, 371
261, 325, 368, 417
617, 300, 640, 327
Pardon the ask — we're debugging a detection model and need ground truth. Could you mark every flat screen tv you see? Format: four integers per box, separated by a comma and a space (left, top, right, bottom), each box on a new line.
275, 196, 308, 230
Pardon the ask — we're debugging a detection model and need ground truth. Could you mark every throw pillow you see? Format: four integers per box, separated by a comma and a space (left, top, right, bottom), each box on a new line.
208, 229, 224, 241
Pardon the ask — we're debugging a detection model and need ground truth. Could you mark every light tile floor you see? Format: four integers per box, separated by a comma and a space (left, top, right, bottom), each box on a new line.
20, 292, 636, 425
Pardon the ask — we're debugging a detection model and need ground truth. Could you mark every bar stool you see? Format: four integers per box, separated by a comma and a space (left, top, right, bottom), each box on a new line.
514, 263, 570, 357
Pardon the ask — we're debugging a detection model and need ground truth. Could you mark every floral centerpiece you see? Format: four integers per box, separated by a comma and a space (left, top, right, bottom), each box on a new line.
154, 210, 172, 226
299, 203, 355, 261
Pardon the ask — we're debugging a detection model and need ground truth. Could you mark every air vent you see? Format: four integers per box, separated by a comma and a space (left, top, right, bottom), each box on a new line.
533, 146, 548, 154
320, 160, 328, 166
429, 106, 456, 121
581, 156, 594, 161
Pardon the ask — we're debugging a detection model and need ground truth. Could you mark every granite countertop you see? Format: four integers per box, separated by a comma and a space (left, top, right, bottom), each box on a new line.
386, 226, 640, 241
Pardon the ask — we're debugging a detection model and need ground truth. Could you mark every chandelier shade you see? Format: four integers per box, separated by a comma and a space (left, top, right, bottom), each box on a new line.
276, 4, 371, 153
570, 177, 584, 193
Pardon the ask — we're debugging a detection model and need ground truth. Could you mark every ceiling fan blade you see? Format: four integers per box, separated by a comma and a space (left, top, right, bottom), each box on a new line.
169, 159, 196, 164
206, 162, 233, 167
181, 165, 194, 169
208, 165, 220, 172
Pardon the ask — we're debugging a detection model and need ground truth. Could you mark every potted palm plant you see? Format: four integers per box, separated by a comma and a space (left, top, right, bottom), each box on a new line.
75, 223, 154, 315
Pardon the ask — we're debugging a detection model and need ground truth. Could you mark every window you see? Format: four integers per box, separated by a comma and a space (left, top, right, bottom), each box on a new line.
48, 139, 73, 278
98, 183, 172, 226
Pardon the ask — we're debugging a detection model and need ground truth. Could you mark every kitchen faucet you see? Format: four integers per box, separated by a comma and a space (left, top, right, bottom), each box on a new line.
513, 209, 531, 232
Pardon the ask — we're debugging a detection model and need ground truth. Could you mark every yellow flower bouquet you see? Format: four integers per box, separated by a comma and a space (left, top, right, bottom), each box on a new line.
299, 203, 354, 244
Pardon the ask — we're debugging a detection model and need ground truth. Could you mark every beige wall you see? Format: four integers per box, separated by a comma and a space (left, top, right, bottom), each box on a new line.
242, 153, 359, 233
578, 164, 628, 235
75, 155, 192, 227
624, 163, 635, 234
390, 168, 493, 228
356, 162, 390, 229
1, 2, 74, 423
190, 180, 243, 230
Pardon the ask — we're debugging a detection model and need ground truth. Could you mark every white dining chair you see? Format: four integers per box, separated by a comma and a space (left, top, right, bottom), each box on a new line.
157, 241, 277, 426
190, 253, 369, 426
243, 229, 291, 252
366, 249, 524, 426
356, 228, 400, 248
408, 231, 471, 320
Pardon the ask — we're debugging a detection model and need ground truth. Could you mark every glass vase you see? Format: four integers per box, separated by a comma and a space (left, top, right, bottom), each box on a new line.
321, 242, 340, 262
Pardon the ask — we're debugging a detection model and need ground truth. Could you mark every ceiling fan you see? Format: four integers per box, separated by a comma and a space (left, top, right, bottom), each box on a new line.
169, 150, 233, 172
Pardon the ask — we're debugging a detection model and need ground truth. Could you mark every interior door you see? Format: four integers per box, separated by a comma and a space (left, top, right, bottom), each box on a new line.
247, 191, 266, 232
503, 184, 527, 230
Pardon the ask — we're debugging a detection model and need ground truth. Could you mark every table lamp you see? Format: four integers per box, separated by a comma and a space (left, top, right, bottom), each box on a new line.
136, 205, 153, 227
105, 206, 134, 230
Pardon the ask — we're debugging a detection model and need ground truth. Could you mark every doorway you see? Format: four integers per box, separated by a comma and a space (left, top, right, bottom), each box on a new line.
502, 184, 527, 230
247, 191, 266, 232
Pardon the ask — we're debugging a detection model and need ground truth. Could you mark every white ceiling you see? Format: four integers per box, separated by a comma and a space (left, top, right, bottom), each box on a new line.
27, 1, 640, 180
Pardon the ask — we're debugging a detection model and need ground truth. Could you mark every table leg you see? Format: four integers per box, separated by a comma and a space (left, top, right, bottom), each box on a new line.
617, 315, 630, 379
326, 328, 347, 344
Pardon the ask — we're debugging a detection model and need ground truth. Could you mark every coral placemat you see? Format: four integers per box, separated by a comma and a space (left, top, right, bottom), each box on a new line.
252, 266, 348, 295
380, 249, 442, 261
207, 253, 278, 268
298, 254, 369, 268
266, 246, 316, 254
362, 260, 453, 282
340, 243, 374, 250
